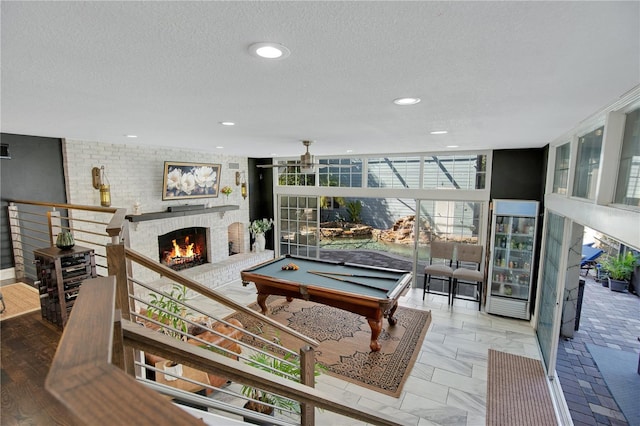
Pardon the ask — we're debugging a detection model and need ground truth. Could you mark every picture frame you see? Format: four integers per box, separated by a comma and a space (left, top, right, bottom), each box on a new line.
162, 161, 221, 200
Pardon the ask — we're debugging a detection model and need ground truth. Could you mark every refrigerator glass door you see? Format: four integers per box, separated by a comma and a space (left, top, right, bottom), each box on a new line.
490, 214, 536, 300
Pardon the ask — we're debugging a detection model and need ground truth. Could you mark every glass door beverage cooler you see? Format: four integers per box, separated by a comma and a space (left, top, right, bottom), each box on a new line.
486, 199, 539, 320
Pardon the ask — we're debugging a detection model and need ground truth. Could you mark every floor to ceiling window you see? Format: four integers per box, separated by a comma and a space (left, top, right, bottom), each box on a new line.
274, 152, 490, 287
537, 211, 566, 374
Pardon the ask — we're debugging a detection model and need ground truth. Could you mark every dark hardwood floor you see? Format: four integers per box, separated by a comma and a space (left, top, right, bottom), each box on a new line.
1, 312, 78, 425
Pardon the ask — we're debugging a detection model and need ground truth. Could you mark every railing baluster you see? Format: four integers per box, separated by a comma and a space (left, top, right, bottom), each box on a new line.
7, 203, 25, 280
48, 209, 62, 245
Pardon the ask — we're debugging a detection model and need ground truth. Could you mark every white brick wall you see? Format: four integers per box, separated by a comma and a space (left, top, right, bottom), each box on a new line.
62, 139, 255, 285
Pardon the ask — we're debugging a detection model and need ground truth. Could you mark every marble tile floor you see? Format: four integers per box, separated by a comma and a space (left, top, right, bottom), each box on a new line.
556, 272, 640, 426
191, 280, 543, 426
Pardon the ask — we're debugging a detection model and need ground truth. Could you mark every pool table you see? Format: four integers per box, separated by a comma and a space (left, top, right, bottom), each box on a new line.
240, 255, 413, 352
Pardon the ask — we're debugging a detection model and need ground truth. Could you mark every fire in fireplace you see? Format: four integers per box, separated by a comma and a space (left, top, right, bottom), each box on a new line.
158, 227, 208, 271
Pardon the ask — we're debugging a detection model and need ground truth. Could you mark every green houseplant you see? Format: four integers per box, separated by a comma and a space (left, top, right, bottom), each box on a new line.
602, 252, 638, 292
145, 284, 191, 379
241, 350, 324, 419
249, 218, 274, 253
249, 218, 274, 236
145, 284, 191, 340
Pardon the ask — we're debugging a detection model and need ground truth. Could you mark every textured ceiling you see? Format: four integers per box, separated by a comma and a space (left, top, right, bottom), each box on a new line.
1, 1, 638, 158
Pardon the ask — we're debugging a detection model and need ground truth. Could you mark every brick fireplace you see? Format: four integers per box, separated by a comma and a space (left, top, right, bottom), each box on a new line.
126, 210, 272, 290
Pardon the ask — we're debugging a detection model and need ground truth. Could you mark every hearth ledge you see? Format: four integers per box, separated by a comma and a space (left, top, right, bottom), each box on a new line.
140, 250, 275, 296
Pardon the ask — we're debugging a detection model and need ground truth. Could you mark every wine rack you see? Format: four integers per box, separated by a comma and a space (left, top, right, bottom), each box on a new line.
34, 246, 96, 328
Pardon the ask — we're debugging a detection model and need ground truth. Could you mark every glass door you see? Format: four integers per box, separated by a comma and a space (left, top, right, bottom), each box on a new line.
536, 211, 567, 376
491, 215, 536, 300
278, 195, 319, 258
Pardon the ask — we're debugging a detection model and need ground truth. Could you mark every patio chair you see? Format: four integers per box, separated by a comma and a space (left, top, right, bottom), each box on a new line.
581, 243, 603, 277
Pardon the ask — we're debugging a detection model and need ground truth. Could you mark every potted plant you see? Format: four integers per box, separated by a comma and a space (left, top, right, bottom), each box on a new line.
241, 350, 324, 422
146, 284, 191, 340
602, 252, 638, 292
249, 218, 273, 252
145, 284, 191, 379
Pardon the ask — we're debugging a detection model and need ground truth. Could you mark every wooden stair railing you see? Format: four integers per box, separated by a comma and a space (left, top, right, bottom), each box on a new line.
47, 276, 406, 426
45, 276, 203, 425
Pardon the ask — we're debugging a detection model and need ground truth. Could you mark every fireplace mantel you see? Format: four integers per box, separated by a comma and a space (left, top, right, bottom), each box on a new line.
126, 205, 239, 222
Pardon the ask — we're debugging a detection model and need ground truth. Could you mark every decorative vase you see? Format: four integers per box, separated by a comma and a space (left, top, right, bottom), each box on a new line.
55, 231, 75, 250
255, 233, 266, 252
163, 361, 183, 381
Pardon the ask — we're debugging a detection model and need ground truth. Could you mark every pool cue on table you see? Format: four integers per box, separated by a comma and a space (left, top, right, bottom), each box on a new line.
307, 270, 399, 281
308, 271, 390, 293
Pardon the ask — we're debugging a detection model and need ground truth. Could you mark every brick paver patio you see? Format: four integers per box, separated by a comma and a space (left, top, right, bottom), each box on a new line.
557, 272, 640, 426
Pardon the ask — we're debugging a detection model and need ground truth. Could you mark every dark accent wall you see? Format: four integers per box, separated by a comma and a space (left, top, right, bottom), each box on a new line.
0, 134, 67, 270
490, 146, 549, 314
248, 159, 275, 250
490, 147, 548, 202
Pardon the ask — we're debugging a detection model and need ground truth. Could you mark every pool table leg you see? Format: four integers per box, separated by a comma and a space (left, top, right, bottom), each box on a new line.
387, 302, 399, 326
367, 317, 384, 352
256, 293, 269, 315
256, 294, 294, 315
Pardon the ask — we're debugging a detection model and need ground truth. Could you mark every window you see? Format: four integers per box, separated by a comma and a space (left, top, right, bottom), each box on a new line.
553, 143, 571, 194
367, 156, 421, 188
277, 162, 316, 186
423, 154, 486, 190
319, 158, 363, 187
417, 200, 481, 243
572, 126, 604, 200
614, 108, 640, 207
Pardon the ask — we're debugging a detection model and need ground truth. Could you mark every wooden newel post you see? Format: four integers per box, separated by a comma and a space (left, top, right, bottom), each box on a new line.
112, 309, 125, 370
300, 345, 316, 426
106, 243, 136, 376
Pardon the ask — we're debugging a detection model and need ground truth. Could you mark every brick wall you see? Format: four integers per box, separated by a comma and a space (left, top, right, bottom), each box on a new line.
62, 139, 252, 285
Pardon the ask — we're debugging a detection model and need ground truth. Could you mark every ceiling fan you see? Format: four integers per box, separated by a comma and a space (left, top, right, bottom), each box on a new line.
257, 140, 354, 174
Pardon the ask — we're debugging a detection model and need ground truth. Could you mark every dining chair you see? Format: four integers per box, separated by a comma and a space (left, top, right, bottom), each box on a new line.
423, 241, 456, 303
452, 244, 484, 310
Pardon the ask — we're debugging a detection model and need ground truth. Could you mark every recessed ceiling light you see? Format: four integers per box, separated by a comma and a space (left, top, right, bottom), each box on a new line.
346, 149, 353, 153
248, 42, 291, 59
125, 134, 138, 138
216, 146, 224, 149
219, 122, 235, 126
430, 130, 448, 135
393, 97, 421, 106
446, 145, 459, 148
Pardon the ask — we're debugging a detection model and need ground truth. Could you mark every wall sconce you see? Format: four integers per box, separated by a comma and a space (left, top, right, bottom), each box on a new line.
92, 166, 111, 207
240, 172, 248, 200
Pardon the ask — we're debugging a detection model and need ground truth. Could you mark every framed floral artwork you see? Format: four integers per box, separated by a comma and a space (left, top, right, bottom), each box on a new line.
162, 161, 221, 200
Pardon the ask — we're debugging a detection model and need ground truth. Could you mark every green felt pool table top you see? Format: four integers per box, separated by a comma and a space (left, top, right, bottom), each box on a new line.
242, 255, 412, 299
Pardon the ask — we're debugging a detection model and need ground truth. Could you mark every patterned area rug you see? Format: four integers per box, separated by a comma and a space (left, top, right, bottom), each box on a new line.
0, 283, 40, 321
228, 296, 432, 397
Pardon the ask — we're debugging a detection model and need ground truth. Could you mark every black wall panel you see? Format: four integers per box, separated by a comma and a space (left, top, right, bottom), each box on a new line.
0, 134, 66, 270
248, 159, 274, 250
490, 147, 548, 202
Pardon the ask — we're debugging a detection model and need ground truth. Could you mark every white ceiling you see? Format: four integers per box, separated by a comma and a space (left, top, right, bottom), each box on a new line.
1, 1, 639, 159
